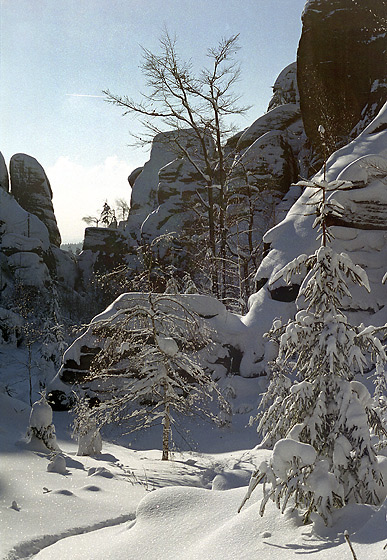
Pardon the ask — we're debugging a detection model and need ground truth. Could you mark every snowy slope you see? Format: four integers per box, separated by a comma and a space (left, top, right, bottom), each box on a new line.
2, 389, 387, 560
33, 488, 387, 560
241, 102, 387, 374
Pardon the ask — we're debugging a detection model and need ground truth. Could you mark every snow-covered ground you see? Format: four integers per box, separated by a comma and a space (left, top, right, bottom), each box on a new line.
2, 387, 387, 560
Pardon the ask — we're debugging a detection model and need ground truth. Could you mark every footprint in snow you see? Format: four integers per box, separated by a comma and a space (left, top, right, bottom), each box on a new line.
53, 489, 74, 496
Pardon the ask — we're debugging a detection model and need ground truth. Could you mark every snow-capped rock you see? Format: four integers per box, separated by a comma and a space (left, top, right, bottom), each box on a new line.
8, 251, 50, 286
268, 62, 300, 111
126, 130, 199, 242
0, 188, 50, 251
10, 154, 61, 247
245, 102, 387, 374
52, 292, 248, 391
79, 226, 129, 279
235, 104, 301, 152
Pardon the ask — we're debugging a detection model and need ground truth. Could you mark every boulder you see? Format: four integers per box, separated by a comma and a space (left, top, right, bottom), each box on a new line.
128, 166, 143, 187
236, 130, 299, 194
235, 104, 301, 152
78, 227, 129, 284
268, 62, 300, 111
10, 154, 61, 247
7, 251, 50, 287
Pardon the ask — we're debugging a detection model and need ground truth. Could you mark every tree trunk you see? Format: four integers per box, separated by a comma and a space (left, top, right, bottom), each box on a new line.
207, 185, 219, 298
162, 379, 170, 461
162, 405, 170, 461
28, 343, 33, 406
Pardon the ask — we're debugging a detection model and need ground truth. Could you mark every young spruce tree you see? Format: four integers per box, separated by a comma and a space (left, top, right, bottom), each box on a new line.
74, 292, 227, 460
240, 177, 387, 525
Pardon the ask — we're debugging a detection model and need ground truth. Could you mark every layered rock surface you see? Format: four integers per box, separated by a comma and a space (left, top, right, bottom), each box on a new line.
0, 152, 9, 192
0, 152, 83, 326
125, 131, 201, 243
10, 154, 61, 247
246, 102, 387, 375
227, 62, 305, 188
297, 0, 387, 155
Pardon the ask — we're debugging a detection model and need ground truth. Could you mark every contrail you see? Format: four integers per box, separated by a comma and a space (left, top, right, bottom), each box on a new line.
65, 93, 105, 98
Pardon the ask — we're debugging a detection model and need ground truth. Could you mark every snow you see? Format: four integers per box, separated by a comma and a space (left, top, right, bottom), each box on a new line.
2, 379, 387, 560
0, 189, 50, 251
156, 335, 179, 357
47, 454, 68, 475
271, 439, 317, 479
52, 292, 249, 391
245, 102, 387, 372
29, 397, 54, 431
268, 62, 299, 110
237, 103, 300, 149
125, 130, 202, 237
76, 420, 103, 456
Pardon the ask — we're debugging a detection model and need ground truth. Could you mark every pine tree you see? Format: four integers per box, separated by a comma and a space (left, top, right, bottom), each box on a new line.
241, 178, 387, 525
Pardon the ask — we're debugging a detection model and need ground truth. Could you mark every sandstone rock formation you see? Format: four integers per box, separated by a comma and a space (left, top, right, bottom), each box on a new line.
121, 63, 307, 295
125, 131, 196, 242
247, 102, 387, 376
268, 62, 300, 111
297, 0, 387, 156
78, 226, 129, 285
226, 62, 306, 194
0, 152, 88, 330
10, 154, 61, 247
0, 152, 9, 192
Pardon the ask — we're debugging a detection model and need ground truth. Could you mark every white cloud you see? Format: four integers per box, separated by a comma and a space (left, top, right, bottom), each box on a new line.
47, 156, 136, 243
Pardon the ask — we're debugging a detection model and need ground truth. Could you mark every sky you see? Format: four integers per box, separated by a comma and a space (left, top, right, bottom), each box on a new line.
1, 0, 307, 243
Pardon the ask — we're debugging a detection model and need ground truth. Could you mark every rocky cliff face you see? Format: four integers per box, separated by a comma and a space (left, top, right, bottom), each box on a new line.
125, 131, 199, 243
297, 0, 387, 156
245, 102, 387, 376
0, 152, 88, 330
10, 154, 62, 247
229, 62, 305, 194
120, 63, 306, 294
0, 152, 9, 192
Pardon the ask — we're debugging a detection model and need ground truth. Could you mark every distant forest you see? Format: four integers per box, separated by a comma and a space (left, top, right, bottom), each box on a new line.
61, 242, 83, 254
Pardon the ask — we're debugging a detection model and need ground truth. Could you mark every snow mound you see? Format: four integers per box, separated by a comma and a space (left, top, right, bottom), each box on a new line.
47, 454, 68, 475
211, 468, 252, 490
32, 484, 387, 560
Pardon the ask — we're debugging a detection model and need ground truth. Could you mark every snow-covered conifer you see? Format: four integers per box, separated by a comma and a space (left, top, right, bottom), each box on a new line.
40, 319, 67, 369
73, 397, 103, 456
73, 293, 228, 460
27, 392, 60, 452
243, 178, 387, 525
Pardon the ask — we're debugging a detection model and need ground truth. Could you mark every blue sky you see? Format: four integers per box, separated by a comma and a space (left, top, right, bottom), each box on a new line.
1, 0, 307, 242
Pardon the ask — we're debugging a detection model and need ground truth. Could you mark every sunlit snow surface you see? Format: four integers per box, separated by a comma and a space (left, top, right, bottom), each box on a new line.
1, 389, 387, 560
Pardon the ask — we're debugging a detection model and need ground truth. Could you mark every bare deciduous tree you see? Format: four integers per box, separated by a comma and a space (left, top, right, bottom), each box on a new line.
104, 31, 250, 300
